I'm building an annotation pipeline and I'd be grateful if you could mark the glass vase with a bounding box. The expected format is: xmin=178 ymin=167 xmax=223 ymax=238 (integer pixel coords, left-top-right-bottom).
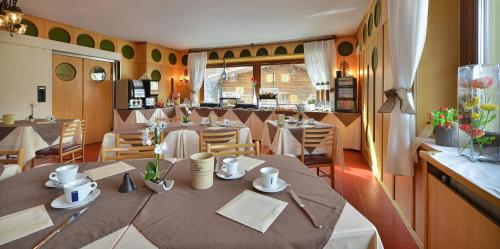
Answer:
xmin=457 ymin=64 xmax=500 ymax=162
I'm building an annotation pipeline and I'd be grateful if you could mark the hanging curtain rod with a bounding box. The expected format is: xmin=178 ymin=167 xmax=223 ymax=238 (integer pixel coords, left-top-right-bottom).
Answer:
xmin=188 ymin=35 xmax=336 ymax=53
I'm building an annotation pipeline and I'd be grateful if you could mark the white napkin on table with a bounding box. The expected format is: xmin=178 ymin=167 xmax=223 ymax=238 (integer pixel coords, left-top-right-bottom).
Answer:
xmin=237 ymin=156 xmax=265 ymax=171
xmin=0 ymin=205 xmax=53 ymax=245
xmin=217 ymin=190 xmax=287 ymax=233
xmin=84 ymin=161 xmax=135 ymax=181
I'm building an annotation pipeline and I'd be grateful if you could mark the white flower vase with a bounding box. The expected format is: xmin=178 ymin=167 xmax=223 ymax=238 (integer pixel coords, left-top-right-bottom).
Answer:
xmin=144 ymin=179 xmax=174 ymax=193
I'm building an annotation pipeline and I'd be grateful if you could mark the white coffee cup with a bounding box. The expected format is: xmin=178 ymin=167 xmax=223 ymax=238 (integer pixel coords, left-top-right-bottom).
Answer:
xmin=63 ymin=179 xmax=97 ymax=203
xmin=49 ymin=164 xmax=78 ymax=184
xmin=221 ymin=158 xmax=239 ymax=176
xmin=223 ymin=119 xmax=231 ymax=127
xmin=260 ymin=167 xmax=279 ymax=188
xmin=201 ymin=117 xmax=209 ymax=125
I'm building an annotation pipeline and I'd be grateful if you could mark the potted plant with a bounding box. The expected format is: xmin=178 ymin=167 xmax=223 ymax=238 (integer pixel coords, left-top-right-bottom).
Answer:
xmin=142 ymin=121 xmax=174 ymax=193
xmin=428 ymin=107 xmax=459 ymax=147
xmin=304 ymin=99 xmax=316 ymax=111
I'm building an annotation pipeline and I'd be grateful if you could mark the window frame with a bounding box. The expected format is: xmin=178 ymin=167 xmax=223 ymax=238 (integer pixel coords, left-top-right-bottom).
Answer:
xmin=203 ymin=58 xmax=305 ymax=103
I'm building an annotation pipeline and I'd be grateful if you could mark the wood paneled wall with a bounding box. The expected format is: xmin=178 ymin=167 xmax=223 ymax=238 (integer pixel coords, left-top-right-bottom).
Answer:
xmin=21 ymin=13 xmax=188 ymax=101
xmin=356 ymin=0 xmax=460 ymax=247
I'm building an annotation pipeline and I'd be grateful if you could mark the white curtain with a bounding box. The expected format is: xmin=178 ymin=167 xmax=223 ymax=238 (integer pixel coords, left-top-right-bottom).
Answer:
xmin=304 ymin=40 xmax=335 ymax=89
xmin=385 ymin=0 xmax=428 ymax=176
xmin=188 ymin=52 xmax=207 ymax=105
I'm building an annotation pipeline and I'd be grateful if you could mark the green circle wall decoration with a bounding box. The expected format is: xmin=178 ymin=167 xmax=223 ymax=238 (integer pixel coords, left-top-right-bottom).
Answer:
xmin=76 ymin=34 xmax=95 ymax=48
xmin=100 ymin=40 xmax=115 ymax=52
xmin=374 ymin=0 xmax=382 ymax=27
xmin=55 ymin=63 xmax=76 ymax=81
xmin=239 ymin=49 xmax=251 ymax=57
xmin=151 ymin=49 xmax=162 ymax=62
xmin=121 ymin=45 xmax=135 ymax=59
xmin=368 ymin=13 xmax=374 ymax=36
xmin=48 ymin=27 xmax=71 ymax=43
xmin=338 ymin=42 xmax=354 ymax=57
xmin=256 ymin=48 xmax=269 ymax=56
xmin=21 ymin=19 xmax=38 ymax=37
xmin=223 ymin=51 xmax=235 ymax=59
xmin=181 ymin=54 xmax=188 ymax=66
xmin=151 ymin=70 xmax=161 ymax=81
xmin=208 ymin=51 xmax=219 ymax=60
xmin=363 ymin=24 xmax=367 ymax=43
xmin=372 ymin=47 xmax=379 ymax=71
xmin=294 ymin=44 xmax=304 ymax=54
xmin=274 ymin=46 xmax=288 ymax=55
xmin=169 ymin=53 xmax=177 ymax=65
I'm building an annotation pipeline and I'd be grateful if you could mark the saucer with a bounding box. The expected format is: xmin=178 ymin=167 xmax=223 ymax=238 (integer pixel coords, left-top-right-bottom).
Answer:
xmin=45 ymin=173 xmax=87 ymax=188
xmin=216 ymin=168 xmax=246 ymax=180
xmin=252 ymin=178 xmax=287 ymax=193
xmin=51 ymin=189 xmax=101 ymax=209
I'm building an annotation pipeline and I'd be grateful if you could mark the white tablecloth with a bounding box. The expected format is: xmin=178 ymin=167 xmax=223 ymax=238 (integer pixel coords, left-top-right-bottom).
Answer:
xmin=0 ymin=126 xmax=77 ymax=164
xmin=101 ymin=126 xmax=253 ymax=160
xmin=82 ymin=202 xmax=383 ymax=249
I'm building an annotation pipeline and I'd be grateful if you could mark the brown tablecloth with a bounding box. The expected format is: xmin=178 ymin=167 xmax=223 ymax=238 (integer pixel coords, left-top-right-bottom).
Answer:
xmin=0 ymin=119 xmax=67 ymax=145
xmin=133 ymin=155 xmax=346 ymax=249
xmin=0 ymin=159 xmax=172 ymax=249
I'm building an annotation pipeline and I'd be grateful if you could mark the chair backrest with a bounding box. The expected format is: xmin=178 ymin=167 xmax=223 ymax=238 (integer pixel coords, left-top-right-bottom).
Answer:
xmin=301 ymin=127 xmax=334 ymax=161
xmin=60 ymin=120 xmax=86 ymax=148
xmin=207 ymin=141 xmax=260 ymax=157
xmin=199 ymin=130 xmax=239 ymax=152
xmin=0 ymin=148 xmax=25 ymax=171
xmin=100 ymin=145 xmax=157 ymax=162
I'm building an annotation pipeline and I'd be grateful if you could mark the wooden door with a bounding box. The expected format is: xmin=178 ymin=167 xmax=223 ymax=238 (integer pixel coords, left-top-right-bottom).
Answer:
xmin=52 ymin=55 xmax=83 ymax=119
xmin=83 ymin=59 xmax=113 ymax=144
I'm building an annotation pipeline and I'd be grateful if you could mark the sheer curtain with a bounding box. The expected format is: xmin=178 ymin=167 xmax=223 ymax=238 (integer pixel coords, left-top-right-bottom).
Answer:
xmin=187 ymin=52 xmax=207 ymax=106
xmin=304 ymin=40 xmax=335 ymax=89
xmin=384 ymin=0 xmax=428 ymax=176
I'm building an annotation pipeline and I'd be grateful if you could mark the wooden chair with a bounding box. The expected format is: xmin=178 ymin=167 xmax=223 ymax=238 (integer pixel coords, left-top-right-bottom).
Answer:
xmin=207 ymin=141 xmax=260 ymax=157
xmin=100 ymin=145 xmax=157 ymax=162
xmin=0 ymin=148 xmax=25 ymax=172
xmin=300 ymin=127 xmax=336 ymax=188
xmin=199 ymin=130 xmax=239 ymax=152
xmin=35 ymin=120 xmax=86 ymax=164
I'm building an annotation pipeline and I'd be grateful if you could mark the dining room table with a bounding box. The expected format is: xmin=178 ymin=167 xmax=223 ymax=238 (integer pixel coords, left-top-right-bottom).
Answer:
xmin=101 ymin=121 xmax=253 ymax=160
xmin=0 ymin=155 xmax=383 ymax=249
xmin=261 ymin=120 xmax=345 ymax=169
xmin=0 ymin=119 xmax=76 ymax=167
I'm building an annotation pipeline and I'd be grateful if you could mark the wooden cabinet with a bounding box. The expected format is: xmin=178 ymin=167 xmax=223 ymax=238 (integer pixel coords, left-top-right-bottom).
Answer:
xmin=427 ymin=175 xmax=500 ymax=249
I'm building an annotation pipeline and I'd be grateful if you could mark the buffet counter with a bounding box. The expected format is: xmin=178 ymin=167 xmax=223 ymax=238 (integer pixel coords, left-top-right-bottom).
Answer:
xmin=113 ymin=107 xmax=180 ymax=131
xmin=190 ymin=108 xmax=361 ymax=150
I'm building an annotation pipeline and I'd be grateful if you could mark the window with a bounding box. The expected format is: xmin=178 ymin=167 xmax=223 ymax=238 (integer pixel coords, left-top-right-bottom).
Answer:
xmin=479 ymin=0 xmax=499 ymax=64
xmin=204 ymin=66 xmax=254 ymax=103
xmin=260 ymin=63 xmax=315 ymax=106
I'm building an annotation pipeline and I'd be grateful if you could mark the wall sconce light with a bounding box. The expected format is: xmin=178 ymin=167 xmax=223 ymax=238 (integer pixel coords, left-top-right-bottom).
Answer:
xmin=180 ymin=70 xmax=189 ymax=84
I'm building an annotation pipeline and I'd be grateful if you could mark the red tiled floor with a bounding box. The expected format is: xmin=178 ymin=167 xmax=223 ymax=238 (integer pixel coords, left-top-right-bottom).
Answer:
xmin=316 ymin=150 xmax=418 ymax=249
xmin=36 ymin=144 xmax=418 ymax=249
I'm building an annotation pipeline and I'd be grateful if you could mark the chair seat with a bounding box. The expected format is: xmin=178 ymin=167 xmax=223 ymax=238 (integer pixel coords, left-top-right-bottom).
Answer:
xmin=300 ymin=154 xmax=332 ymax=165
xmin=36 ymin=143 xmax=83 ymax=156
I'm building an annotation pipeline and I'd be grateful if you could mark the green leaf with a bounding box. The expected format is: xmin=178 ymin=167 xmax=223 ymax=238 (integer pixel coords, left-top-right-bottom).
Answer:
xmin=144 ymin=161 xmax=157 ymax=181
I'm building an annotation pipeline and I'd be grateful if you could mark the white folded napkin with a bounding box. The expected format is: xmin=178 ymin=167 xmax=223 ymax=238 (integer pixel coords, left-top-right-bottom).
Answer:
xmin=237 ymin=156 xmax=265 ymax=171
xmin=217 ymin=190 xmax=287 ymax=233
xmin=0 ymin=205 xmax=53 ymax=245
xmin=84 ymin=161 xmax=135 ymax=181
xmin=206 ymin=126 xmax=224 ymax=130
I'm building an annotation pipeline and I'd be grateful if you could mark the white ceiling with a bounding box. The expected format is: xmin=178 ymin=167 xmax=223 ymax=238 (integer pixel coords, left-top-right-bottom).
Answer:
xmin=20 ymin=0 xmax=370 ymax=50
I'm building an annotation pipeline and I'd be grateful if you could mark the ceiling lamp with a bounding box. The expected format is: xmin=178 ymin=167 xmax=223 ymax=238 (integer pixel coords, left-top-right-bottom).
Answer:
xmin=0 ymin=0 xmax=26 ymax=35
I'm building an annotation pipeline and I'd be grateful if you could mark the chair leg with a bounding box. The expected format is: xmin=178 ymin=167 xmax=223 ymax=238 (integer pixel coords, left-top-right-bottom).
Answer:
xmin=316 ymin=167 xmax=320 ymax=176
xmin=330 ymin=163 xmax=335 ymax=189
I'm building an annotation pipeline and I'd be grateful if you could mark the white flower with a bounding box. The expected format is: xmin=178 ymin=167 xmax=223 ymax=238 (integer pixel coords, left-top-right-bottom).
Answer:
xmin=154 ymin=144 xmax=162 ymax=154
